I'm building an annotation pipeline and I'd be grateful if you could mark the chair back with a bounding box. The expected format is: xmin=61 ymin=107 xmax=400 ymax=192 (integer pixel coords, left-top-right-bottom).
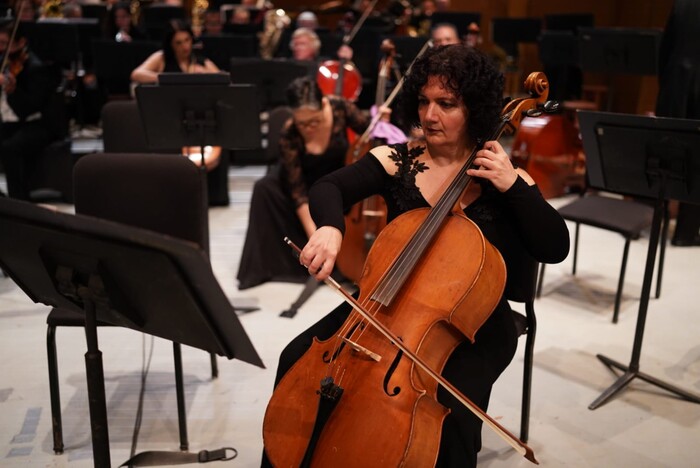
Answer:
xmin=505 ymin=254 xmax=539 ymax=304
xmin=101 ymin=100 xmax=151 ymax=153
xmin=73 ymin=152 xmax=209 ymax=254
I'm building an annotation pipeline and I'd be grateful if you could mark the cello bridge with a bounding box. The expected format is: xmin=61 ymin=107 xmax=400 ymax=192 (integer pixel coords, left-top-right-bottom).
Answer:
xmin=341 ymin=337 xmax=382 ymax=362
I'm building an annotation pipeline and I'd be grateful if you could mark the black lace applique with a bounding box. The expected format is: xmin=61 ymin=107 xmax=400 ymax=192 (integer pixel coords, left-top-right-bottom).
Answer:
xmin=388 ymin=144 xmax=428 ymax=212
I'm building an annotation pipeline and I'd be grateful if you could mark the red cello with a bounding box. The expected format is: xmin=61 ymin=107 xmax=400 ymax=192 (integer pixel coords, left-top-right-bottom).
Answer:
xmin=316 ymin=0 xmax=381 ymax=101
xmin=263 ymin=72 xmax=551 ymax=467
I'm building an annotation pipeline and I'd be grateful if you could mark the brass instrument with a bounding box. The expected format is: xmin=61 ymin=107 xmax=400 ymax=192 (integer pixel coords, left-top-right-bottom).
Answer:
xmin=259 ymin=7 xmax=290 ymax=59
xmin=41 ymin=0 xmax=64 ymax=19
xmin=191 ymin=0 xmax=209 ymax=36
xmin=130 ymin=0 xmax=141 ymax=26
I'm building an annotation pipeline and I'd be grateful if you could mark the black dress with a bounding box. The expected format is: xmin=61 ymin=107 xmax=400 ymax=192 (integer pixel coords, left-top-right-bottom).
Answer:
xmin=236 ymin=97 xmax=370 ymax=290
xmin=266 ymin=144 xmax=570 ymax=467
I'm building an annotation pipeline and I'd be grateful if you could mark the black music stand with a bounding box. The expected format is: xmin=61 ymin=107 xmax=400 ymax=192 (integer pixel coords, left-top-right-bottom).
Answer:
xmin=229 ymin=58 xmax=312 ymax=111
xmin=198 ymin=34 xmax=259 ymax=70
xmin=0 ymin=197 xmax=265 ymax=467
xmin=135 ymin=76 xmax=262 ymax=166
xmin=491 ymin=17 xmax=542 ymax=58
xmin=578 ymin=27 xmax=661 ymax=75
xmin=578 ymin=110 xmax=700 ymax=409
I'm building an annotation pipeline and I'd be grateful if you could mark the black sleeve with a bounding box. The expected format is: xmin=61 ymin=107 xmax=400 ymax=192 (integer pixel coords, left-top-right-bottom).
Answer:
xmin=309 ymin=153 xmax=387 ymax=235
xmin=502 ymin=176 xmax=570 ymax=264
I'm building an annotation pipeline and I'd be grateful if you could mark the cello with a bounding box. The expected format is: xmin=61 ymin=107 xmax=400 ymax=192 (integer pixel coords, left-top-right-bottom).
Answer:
xmin=263 ymin=72 xmax=553 ymax=466
xmin=316 ymin=0 xmax=380 ymax=102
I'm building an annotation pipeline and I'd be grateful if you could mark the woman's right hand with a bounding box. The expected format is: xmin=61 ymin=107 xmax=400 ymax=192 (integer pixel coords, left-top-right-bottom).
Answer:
xmin=299 ymin=226 xmax=343 ymax=281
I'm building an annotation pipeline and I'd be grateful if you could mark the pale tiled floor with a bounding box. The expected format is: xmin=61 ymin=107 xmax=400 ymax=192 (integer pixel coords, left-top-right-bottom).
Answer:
xmin=1 ymin=166 xmax=699 ymax=467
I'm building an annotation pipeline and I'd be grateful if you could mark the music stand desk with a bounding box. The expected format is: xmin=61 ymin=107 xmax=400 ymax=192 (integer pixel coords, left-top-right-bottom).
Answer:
xmin=135 ymin=80 xmax=262 ymax=157
xmin=0 ymin=198 xmax=264 ymax=467
xmin=578 ymin=110 xmax=700 ymax=409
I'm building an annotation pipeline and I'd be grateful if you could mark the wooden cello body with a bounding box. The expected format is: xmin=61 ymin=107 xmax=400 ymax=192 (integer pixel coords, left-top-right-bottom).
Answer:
xmin=510 ymin=110 xmax=585 ymax=199
xmin=263 ymin=209 xmax=505 ymax=467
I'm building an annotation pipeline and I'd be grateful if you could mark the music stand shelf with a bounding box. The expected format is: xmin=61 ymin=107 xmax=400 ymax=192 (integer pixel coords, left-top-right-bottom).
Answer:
xmin=0 ymin=198 xmax=264 ymax=467
xmin=578 ymin=110 xmax=700 ymax=410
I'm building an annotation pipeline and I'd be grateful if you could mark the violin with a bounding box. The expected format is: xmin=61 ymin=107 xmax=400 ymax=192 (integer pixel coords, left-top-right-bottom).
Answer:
xmin=0 ymin=0 xmax=28 ymax=81
xmin=315 ymin=0 xmax=380 ymax=101
xmin=263 ymin=72 xmax=555 ymax=467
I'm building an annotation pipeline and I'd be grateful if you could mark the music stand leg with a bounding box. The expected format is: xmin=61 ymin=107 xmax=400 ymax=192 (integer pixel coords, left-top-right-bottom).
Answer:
xmin=280 ymin=277 xmax=322 ymax=318
xmin=590 ymin=189 xmax=700 ymax=410
xmin=80 ymin=288 xmax=112 ymax=468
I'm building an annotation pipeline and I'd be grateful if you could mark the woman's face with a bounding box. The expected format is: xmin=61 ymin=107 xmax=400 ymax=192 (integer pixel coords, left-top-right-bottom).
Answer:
xmin=293 ymin=103 xmax=325 ymax=140
xmin=114 ymin=8 xmax=131 ymax=30
xmin=418 ymin=75 xmax=468 ymax=148
xmin=171 ymin=31 xmax=193 ymax=61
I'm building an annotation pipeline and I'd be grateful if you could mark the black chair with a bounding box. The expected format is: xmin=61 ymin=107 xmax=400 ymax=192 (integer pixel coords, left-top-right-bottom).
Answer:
xmin=536 ymin=193 xmax=667 ymax=323
xmin=100 ymin=100 xmax=230 ymax=206
xmin=507 ymin=255 xmax=540 ymax=443
xmin=46 ymin=152 xmax=217 ymax=454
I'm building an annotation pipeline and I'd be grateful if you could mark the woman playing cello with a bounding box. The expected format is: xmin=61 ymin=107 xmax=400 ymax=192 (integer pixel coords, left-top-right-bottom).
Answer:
xmin=264 ymin=45 xmax=570 ymax=466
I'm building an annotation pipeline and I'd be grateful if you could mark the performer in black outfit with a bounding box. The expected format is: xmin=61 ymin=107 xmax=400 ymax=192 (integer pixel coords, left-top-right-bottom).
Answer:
xmin=264 ymin=46 xmax=569 ymax=466
xmin=131 ymin=19 xmax=219 ymax=82
xmin=656 ymin=0 xmax=700 ymax=246
xmin=0 ymin=23 xmax=57 ymax=200
xmin=130 ymin=19 xmax=222 ymax=171
xmin=237 ymin=76 xmax=371 ymax=290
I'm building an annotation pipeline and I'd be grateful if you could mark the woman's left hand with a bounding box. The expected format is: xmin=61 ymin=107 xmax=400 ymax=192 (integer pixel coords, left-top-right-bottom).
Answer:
xmin=466 ymin=140 xmax=518 ymax=192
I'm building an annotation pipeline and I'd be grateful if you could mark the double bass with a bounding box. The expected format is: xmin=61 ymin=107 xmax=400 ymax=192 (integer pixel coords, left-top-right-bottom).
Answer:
xmin=263 ymin=73 xmax=553 ymax=466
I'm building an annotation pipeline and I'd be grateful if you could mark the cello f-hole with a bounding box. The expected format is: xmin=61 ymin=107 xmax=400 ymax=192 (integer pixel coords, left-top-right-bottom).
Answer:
xmin=383 ymin=346 xmax=404 ymax=397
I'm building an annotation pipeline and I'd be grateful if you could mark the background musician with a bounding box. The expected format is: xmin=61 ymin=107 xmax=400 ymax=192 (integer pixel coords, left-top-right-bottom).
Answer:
xmin=104 ymin=2 xmax=147 ymax=42
xmin=267 ymin=46 xmax=569 ymax=466
xmin=236 ymin=76 xmax=371 ymax=290
xmin=430 ymin=22 xmax=460 ymax=47
xmin=288 ymin=27 xmax=354 ymax=65
xmin=130 ymin=19 xmax=222 ymax=170
xmin=0 ymin=23 xmax=57 ymax=200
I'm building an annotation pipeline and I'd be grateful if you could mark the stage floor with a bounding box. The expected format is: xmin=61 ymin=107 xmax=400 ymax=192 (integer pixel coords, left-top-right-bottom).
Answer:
xmin=1 ymin=165 xmax=699 ymax=467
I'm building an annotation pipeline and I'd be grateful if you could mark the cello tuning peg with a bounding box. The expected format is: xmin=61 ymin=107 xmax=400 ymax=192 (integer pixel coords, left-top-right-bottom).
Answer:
xmin=541 ymin=100 xmax=561 ymax=114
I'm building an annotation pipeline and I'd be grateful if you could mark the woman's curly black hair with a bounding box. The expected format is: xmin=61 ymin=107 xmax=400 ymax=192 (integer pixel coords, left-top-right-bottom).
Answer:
xmin=397 ymin=45 xmax=504 ymax=144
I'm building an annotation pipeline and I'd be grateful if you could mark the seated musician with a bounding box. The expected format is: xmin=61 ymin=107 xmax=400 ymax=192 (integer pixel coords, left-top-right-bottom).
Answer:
xmin=130 ymin=19 xmax=221 ymax=170
xmin=0 ymin=23 xmax=58 ymax=200
xmin=104 ymin=2 xmax=148 ymax=42
xmin=289 ymin=27 xmax=354 ymax=66
xmin=236 ymin=76 xmax=372 ymax=290
xmin=263 ymin=45 xmax=570 ymax=467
